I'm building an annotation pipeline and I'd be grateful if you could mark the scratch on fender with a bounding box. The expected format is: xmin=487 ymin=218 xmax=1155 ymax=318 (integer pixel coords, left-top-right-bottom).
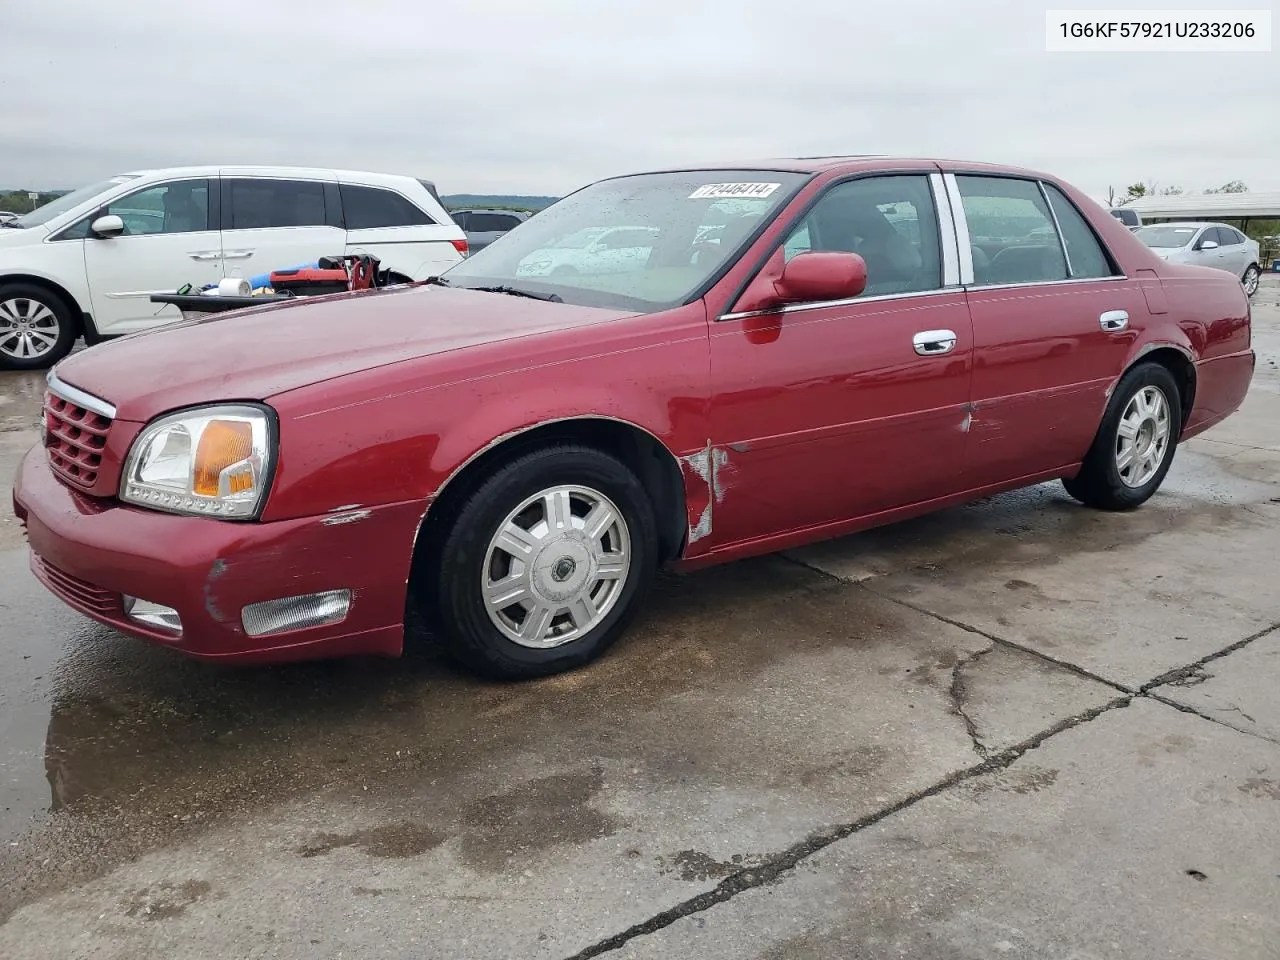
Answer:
xmin=680 ymin=441 xmax=732 ymax=543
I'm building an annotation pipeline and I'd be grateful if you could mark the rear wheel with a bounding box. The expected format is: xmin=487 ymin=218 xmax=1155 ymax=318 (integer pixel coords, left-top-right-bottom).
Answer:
xmin=1062 ymin=362 xmax=1182 ymax=511
xmin=425 ymin=444 xmax=658 ymax=679
xmin=0 ymin=283 xmax=77 ymax=370
xmin=1242 ymin=264 xmax=1260 ymax=298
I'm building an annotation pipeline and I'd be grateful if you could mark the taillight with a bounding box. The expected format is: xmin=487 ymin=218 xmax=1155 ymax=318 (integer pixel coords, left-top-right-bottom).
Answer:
xmin=451 ymin=238 xmax=469 ymax=256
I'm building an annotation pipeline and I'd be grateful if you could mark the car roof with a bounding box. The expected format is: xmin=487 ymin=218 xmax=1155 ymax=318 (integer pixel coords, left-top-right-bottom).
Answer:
xmin=621 ymin=155 xmax=1053 ymax=178
xmin=116 ymin=165 xmax=425 ymax=184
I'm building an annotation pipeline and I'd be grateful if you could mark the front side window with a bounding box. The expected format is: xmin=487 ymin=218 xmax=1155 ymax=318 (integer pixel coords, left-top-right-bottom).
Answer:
xmin=1197 ymin=227 xmax=1224 ymax=249
xmin=1042 ymin=183 xmax=1118 ymax=279
xmin=956 ymin=176 xmax=1067 ymax=285
xmin=780 ymin=175 xmax=942 ymax=297
xmin=228 ymin=179 xmax=326 ymax=229
xmin=442 ymin=170 xmax=809 ymax=311
xmin=340 ymin=184 xmax=434 ymax=229
xmin=61 ymin=179 xmax=210 ymax=239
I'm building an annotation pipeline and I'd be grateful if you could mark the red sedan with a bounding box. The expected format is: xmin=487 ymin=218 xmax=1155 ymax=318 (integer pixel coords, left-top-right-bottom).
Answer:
xmin=13 ymin=157 xmax=1255 ymax=678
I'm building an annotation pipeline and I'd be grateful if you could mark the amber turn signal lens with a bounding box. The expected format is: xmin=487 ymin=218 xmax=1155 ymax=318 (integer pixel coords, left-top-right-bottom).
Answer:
xmin=193 ymin=420 xmax=254 ymax=496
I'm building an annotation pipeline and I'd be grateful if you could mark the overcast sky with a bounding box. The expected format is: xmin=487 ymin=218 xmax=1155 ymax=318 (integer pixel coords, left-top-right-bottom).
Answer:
xmin=1 ymin=0 xmax=1274 ymax=200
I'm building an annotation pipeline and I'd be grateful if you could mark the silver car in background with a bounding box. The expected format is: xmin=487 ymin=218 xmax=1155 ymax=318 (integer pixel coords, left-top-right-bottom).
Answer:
xmin=1134 ymin=221 xmax=1262 ymax=297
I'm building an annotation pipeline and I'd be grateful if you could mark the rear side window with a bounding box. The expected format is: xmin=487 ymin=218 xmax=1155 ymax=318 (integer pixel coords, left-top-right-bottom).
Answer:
xmin=227 ymin=179 xmax=327 ymax=229
xmin=956 ymin=176 xmax=1069 ymax=285
xmin=467 ymin=213 xmax=522 ymax=232
xmin=340 ymin=185 xmax=435 ymax=229
xmin=1042 ymin=183 xmax=1117 ymax=279
xmin=1222 ymin=227 xmax=1246 ymax=245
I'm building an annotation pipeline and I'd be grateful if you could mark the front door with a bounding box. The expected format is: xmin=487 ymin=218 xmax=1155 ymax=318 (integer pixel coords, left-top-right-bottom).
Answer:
xmin=950 ymin=172 xmax=1148 ymax=485
xmin=219 ymin=175 xmax=345 ymax=284
xmin=707 ymin=172 xmax=975 ymax=548
xmin=82 ymin=178 xmax=223 ymax=334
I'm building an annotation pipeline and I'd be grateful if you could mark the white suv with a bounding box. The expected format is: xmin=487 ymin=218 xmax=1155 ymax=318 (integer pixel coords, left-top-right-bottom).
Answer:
xmin=0 ymin=166 xmax=469 ymax=369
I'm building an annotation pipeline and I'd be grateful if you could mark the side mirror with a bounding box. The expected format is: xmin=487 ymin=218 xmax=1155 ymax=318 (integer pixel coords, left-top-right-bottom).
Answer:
xmin=731 ymin=250 xmax=868 ymax=315
xmin=90 ymin=214 xmax=125 ymax=238
xmin=775 ymin=251 xmax=868 ymax=303
xmin=1198 ymin=239 xmax=1219 ymax=250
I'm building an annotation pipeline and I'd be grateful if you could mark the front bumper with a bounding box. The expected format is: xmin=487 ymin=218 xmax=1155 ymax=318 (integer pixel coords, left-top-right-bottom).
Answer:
xmin=13 ymin=445 xmax=427 ymax=664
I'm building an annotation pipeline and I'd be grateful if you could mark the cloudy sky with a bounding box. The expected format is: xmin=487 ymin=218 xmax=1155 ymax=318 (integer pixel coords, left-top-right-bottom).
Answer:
xmin=1 ymin=0 xmax=1274 ymax=200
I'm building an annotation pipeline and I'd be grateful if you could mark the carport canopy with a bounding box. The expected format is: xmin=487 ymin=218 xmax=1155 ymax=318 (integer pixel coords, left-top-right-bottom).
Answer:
xmin=1123 ymin=191 xmax=1280 ymax=230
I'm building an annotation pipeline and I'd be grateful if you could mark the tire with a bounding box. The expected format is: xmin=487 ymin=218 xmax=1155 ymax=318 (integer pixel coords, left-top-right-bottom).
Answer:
xmin=0 ymin=282 xmax=78 ymax=370
xmin=1242 ymin=263 xmax=1260 ymax=299
xmin=1062 ymin=362 xmax=1182 ymax=511
xmin=425 ymin=444 xmax=658 ymax=680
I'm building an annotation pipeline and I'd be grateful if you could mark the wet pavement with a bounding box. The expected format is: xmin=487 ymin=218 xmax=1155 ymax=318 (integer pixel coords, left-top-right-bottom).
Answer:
xmin=0 ymin=278 xmax=1277 ymax=959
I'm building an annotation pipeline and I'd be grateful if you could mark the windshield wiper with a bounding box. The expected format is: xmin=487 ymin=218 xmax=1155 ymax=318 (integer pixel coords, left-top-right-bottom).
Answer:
xmin=468 ymin=285 xmax=563 ymax=303
xmin=0 ymin=220 xmax=23 ymax=229
xmin=423 ymin=275 xmax=450 ymax=286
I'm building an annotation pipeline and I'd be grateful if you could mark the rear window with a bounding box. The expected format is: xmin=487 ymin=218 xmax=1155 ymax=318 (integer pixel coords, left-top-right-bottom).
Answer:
xmin=341 ymin=184 xmax=435 ymax=230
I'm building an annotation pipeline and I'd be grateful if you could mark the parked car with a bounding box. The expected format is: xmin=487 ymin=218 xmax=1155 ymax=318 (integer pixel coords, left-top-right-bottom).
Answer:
xmin=452 ymin=208 xmax=531 ymax=253
xmin=1109 ymin=207 xmax=1142 ymax=230
xmin=0 ymin=211 xmax=19 ymax=224
xmin=515 ymin=225 xmax=661 ymax=277
xmin=0 ymin=166 xmax=469 ymax=369
xmin=1133 ymin=222 xmax=1262 ymax=297
xmin=15 ymin=157 xmax=1254 ymax=680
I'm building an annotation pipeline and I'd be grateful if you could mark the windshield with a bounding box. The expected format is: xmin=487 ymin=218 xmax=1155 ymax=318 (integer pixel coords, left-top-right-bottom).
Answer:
xmin=440 ymin=170 xmax=810 ymax=310
xmin=1134 ymin=225 xmax=1199 ymax=249
xmin=14 ymin=176 xmax=139 ymax=228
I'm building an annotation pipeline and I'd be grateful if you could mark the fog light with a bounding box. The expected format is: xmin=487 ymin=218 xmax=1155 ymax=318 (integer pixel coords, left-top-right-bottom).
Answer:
xmin=122 ymin=596 xmax=182 ymax=633
xmin=240 ymin=589 xmax=352 ymax=638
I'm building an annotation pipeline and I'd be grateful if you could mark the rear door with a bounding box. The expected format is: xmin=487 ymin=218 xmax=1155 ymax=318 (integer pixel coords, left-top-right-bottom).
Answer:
xmin=219 ymin=174 xmax=345 ymax=284
xmin=949 ymin=172 xmax=1148 ymax=485
xmin=1216 ymin=227 xmax=1250 ymax=275
xmin=339 ymin=181 xmax=463 ymax=279
xmin=80 ymin=177 xmax=223 ymax=334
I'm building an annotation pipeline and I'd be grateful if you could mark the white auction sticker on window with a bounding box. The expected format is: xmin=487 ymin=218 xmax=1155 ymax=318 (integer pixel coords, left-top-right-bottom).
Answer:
xmin=689 ymin=182 xmax=781 ymax=200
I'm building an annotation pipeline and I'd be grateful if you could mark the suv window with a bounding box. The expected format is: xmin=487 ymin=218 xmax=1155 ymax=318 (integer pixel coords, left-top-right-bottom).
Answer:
xmin=467 ymin=212 xmax=522 ymax=232
xmin=59 ymin=179 xmax=210 ymax=239
xmin=228 ymin=178 xmax=327 ymax=229
xmin=1042 ymin=183 xmax=1117 ymax=279
xmin=340 ymin=184 xmax=435 ymax=230
xmin=781 ymin=174 xmax=942 ymax=297
xmin=956 ymin=176 xmax=1068 ymax=285
xmin=452 ymin=212 xmax=471 ymax=230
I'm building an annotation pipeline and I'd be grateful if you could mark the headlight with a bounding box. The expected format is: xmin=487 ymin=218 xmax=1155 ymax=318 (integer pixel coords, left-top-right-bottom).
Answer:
xmin=120 ymin=404 xmax=274 ymax=519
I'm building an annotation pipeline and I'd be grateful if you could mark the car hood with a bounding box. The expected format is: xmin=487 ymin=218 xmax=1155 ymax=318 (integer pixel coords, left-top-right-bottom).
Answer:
xmin=52 ymin=284 xmax=639 ymax=423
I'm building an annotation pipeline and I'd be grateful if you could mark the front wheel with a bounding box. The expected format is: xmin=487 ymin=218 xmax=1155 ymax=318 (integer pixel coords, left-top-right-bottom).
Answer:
xmin=427 ymin=444 xmax=658 ymax=679
xmin=1242 ymin=264 xmax=1260 ymax=298
xmin=1062 ymin=362 xmax=1182 ymax=511
xmin=0 ymin=283 xmax=77 ymax=370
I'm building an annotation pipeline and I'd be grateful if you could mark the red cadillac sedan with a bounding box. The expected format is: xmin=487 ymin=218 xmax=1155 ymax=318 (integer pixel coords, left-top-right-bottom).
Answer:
xmin=13 ymin=157 xmax=1255 ymax=679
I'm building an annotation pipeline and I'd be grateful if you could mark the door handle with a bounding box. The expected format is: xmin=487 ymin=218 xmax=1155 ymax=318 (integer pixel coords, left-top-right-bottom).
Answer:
xmin=222 ymin=250 xmax=254 ymax=259
xmin=188 ymin=251 xmax=222 ymax=261
xmin=913 ymin=329 xmax=957 ymax=356
xmin=1099 ymin=309 xmax=1129 ymax=332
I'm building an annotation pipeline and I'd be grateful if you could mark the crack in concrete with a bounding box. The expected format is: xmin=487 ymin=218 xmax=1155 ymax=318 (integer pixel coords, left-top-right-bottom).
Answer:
xmin=1140 ymin=621 xmax=1280 ymax=692
xmin=1144 ymin=693 xmax=1280 ymax=747
xmin=560 ymin=696 xmax=1132 ymax=960
xmin=949 ymin=643 xmax=995 ymax=759
xmin=859 ymin=585 xmax=1137 ymax=696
